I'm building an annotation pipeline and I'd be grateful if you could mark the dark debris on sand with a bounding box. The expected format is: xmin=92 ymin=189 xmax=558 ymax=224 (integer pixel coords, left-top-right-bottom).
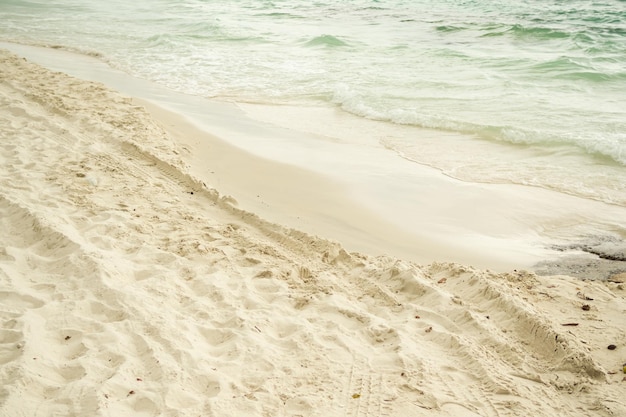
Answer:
xmin=533 ymin=234 xmax=626 ymax=281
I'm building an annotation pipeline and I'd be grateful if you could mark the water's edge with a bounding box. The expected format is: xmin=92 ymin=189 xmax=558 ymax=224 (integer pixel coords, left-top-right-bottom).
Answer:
xmin=3 ymin=42 xmax=625 ymax=280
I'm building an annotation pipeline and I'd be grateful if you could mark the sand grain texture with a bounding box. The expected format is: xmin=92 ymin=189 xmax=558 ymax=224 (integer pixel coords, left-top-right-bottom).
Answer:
xmin=1 ymin=49 xmax=625 ymax=417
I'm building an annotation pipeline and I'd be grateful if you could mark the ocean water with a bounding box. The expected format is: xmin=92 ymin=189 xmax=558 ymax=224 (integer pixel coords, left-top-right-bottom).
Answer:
xmin=1 ymin=0 xmax=625 ymax=206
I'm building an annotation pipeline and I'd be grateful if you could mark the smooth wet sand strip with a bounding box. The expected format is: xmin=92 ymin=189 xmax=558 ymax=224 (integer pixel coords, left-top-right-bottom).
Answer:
xmin=4 ymin=41 xmax=626 ymax=276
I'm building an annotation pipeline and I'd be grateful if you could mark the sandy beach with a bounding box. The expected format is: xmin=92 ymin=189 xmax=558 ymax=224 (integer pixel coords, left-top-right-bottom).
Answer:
xmin=1 ymin=47 xmax=625 ymax=417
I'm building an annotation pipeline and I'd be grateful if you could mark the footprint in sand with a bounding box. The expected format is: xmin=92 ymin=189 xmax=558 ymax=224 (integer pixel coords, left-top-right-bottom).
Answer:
xmin=0 ymin=247 xmax=15 ymax=261
xmin=0 ymin=328 xmax=25 ymax=365
xmin=0 ymin=290 xmax=44 ymax=311
xmin=86 ymin=300 xmax=127 ymax=323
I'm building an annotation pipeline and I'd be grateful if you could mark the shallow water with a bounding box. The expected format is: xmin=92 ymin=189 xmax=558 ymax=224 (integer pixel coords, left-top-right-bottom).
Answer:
xmin=1 ymin=0 xmax=625 ymax=206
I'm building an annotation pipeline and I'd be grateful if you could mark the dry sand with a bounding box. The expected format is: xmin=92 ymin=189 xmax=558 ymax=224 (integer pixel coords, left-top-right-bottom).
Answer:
xmin=1 ymin=49 xmax=625 ymax=416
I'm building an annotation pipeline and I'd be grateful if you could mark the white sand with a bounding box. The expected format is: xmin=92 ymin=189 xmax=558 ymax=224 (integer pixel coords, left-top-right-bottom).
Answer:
xmin=1 ymin=49 xmax=625 ymax=417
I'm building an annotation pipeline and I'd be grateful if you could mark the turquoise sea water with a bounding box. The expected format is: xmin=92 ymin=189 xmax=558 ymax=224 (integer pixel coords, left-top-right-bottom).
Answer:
xmin=1 ymin=0 xmax=625 ymax=205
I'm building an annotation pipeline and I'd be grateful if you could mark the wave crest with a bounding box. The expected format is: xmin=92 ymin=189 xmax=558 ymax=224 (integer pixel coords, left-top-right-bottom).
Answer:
xmin=303 ymin=34 xmax=348 ymax=48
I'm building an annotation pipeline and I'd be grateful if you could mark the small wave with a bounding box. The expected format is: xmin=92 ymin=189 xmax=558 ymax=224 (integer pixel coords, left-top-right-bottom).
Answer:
xmin=510 ymin=24 xmax=570 ymax=39
xmin=142 ymin=30 xmax=262 ymax=50
xmin=435 ymin=25 xmax=466 ymax=32
xmin=0 ymin=39 xmax=104 ymax=59
xmin=361 ymin=6 xmax=388 ymax=11
xmin=254 ymin=12 xmax=306 ymax=19
xmin=479 ymin=126 xmax=626 ymax=167
xmin=303 ymin=34 xmax=348 ymax=48
xmin=452 ymin=122 xmax=626 ymax=168
xmin=527 ymin=57 xmax=626 ymax=82
xmin=177 ymin=20 xmax=220 ymax=36
xmin=3 ymin=0 xmax=84 ymax=11
xmin=145 ymin=32 xmax=194 ymax=45
xmin=48 ymin=44 xmax=103 ymax=59
xmin=330 ymin=85 xmax=625 ymax=167
xmin=561 ymin=70 xmax=626 ymax=82
xmin=480 ymin=23 xmax=570 ymax=40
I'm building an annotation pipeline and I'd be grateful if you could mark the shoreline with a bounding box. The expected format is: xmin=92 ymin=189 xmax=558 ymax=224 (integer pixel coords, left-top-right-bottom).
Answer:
xmin=140 ymin=98 xmax=626 ymax=280
xmin=2 ymin=42 xmax=625 ymax=278
xmin=2 ymin=42 xmax=625 ymax=279
xmin=137 ymin=98 xmax=539 ymax=271
xmin=1 ymin=47 xmax=625 ymax=417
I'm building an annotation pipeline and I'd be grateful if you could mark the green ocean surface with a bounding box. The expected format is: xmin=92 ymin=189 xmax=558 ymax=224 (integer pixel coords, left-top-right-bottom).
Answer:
xmin=1 ymin=0 xmax=625 ymax=204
